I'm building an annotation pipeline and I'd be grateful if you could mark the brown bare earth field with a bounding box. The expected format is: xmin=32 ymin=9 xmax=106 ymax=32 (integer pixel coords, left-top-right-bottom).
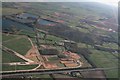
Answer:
xmin=43 ymin=62 xmax=59 ymax=69
xmin=80 ymin=70 xmax=106 ymax=79
xmin=64 ymin=63 xmax=78 ymax=67
xmin=25 ymin=46 xmax=43 ymax=62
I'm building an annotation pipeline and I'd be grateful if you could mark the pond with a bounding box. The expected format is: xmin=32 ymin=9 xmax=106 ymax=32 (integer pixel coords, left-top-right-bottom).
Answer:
xmin=2 ymin=18 xmax=33 ymax=32
xmin=17 ymin=13 xmax=38 ymax=19
xmin=38 ymin=19 xmax=56 ymax=26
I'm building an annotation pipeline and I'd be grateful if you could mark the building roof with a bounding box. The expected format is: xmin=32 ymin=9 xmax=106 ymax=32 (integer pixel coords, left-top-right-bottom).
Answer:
xmin=61 ymin=40 xmax=75 ymax=43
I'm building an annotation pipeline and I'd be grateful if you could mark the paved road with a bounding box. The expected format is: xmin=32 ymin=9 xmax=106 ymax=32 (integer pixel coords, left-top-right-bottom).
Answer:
xmin=27 ymin=37 xmax=34 ymax=48
xmin=1 ymin=67 xmax=118 ymax=78
xmin=32 ymin=64 xmax=42 ymax=70
xmin=3 ymin=62 xmax=39 ymax=66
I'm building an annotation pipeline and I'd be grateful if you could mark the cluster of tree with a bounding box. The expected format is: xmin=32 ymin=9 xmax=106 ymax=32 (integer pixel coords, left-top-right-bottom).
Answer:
xmin=94 ymin=45 xmax=119 ymax=53
xmin=3 ymin=25 xmax=21 ymax=34
xmin=39 ymin=49 xmax=60 ymax=55
xmin=35 ymin=21 xmax=118 ymax=50
xmin=37 ymin=24 xmax=95 ymax=45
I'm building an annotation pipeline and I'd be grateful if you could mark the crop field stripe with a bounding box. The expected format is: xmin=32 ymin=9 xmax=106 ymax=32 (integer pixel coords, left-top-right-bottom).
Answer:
xmin=3 ymin=37 xmax=32 ymax=55
xmin=101 ymin=51 xmax=118 ymax=65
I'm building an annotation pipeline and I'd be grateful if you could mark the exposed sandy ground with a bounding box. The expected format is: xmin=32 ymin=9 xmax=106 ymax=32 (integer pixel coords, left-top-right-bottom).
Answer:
xmin=25 ymin=46 xmax=43 ymax=63
xmin=25 ymin=47 xmax=36 ymax=57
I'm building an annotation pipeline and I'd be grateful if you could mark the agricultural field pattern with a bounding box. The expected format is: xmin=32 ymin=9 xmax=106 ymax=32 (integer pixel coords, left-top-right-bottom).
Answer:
xmin=1 ymin=2 xmax=119 ymax=79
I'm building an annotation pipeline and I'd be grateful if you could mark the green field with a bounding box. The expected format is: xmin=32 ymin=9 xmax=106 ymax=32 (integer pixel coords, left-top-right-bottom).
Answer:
xmin=2 ymin=8 xmax=24 ymax=15
xmin=32 ymin=74 xmax=53 ymax=79
xmin=3 ymin=35 xmax=31 ymax=55
xmin=57 ymin=62 xmax=65 ymax=67
xmin=101 ymin=43 xmax=118 ymax=49
xmin=47 ymin=56 xmax=59 ymax=62
xmin=78 ymin=54 xmax=92 ymax=67
xmin=2 ymin=64 xmax=38 ymax=71
xmin=2 ymin=34 xmax=18 ymax=41
xmin=39 ymin=33 xmax=63 ymax=41
xmin=46 ymin=35 xmax=63 ymax=42
xmin=89 ymin=49 xmax=118 ymax=78
xmin=18 ymin=30 xmax=35 ymax=37
xmin=78 ymin=42 xmax=87 ymax=48
xmin=2 ymin=65 xmax=15 ymax=71
xmin=52 ymin=73 xmax=76 ymax=78
xmin=2 ymin=51 xmax=25 ymax=63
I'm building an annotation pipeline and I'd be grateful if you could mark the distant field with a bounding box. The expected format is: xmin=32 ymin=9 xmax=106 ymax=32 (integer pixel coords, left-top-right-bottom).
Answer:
xmin=101 ymin=43 xmax=118 ymax=50
xmin=38 ymin=33 xmax=65 ymax=52
xmin=78 ymin=42 xmax=87 ymax=48
xmin=89 ymin=49 xmax=118 ymax=78
xmin=2 ymin=8 xmax=24 ymax=15
xmin=39 ymin=33 xmax=63 ymax=41
xmin=47 ymin=35 xmax=63 ymax=42
xmin=18 ymin=30 xmax=35 ymax=37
